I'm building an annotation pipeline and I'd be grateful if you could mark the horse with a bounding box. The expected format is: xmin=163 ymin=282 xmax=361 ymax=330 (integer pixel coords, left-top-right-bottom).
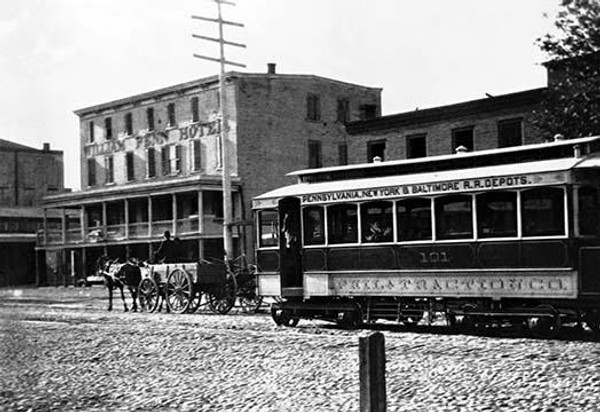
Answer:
xmin=98 ymin=256 xmax=143 ymax=312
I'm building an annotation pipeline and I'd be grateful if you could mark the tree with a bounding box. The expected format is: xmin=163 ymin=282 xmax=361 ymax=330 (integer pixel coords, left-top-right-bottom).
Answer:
xmin=532 ymin=0 xmax=600 ymax=139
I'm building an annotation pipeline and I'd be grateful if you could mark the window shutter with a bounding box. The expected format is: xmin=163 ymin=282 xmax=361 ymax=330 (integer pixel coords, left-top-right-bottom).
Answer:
xmin=147 ymin=147 xmax=156 ymax=178
xmin=174 ymin=145 xmax=182 ymax=173
xmin=161 ymin=146 xmax=170 ymax=175
xmin=192 ymin=139 xmax=201 ymax=171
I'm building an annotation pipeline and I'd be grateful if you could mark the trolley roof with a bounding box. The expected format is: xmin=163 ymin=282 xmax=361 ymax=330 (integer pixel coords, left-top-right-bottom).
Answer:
xmin=254 ymin=136 xmax=600 ymax=209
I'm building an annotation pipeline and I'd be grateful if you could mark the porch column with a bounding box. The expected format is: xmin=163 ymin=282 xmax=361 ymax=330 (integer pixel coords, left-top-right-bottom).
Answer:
xmin=42 ymin=208 xmax=48 ymax=245
xmin=198 ymin=190 xmax=204 ymax=234
xmin=80 ymin=206 xmax=86 ymax=242
xmin=124 ymin=199 xmax=130 ymax=239
xmin=172 ymin=193 xmax=177 ymax=235
xmin=61 ymin=208 xmax=67 ymax=244
xmin=101 ymin=202 xmax=107 ymax=239
xmin=148 ymin=196 xmax=153 ymax=238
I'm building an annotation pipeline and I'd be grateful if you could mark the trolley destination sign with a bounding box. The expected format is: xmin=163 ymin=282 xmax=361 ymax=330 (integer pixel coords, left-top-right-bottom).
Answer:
xmin=300 ymin=171 xmax=567 ymax=205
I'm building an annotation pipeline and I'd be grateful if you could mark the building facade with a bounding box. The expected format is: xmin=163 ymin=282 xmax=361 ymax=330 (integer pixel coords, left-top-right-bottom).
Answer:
xmin=0 ymin=139 xmax=64 ymax=286
xmin=346 ymin=88 xmax=546 ymax=163
xmin=37 ymin=66 xmax=382 ymax=284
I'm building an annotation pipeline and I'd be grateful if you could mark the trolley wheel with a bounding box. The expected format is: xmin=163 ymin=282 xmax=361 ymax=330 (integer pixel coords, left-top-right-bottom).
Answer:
xmin=336 ymin=310 xmax=362 ymax=329
xmin=400 ymin=310 xmax=424 ymax=326
xmin=207 ymin=273 xmax=237 ymax=314
xmin=271 ymin=307 xmax=299 ymax=327
xmin=166 ymin=268 xmax=194 ymax=314
xmin=584 ymin=310 xmax=600 ymax=335
xmin=527 ymin=305 xmax=561 ymax=339
xmin=138 ymin=277 xmax=160 ymax=313
xmin=239 ymin=295 xmax=263 ymax=314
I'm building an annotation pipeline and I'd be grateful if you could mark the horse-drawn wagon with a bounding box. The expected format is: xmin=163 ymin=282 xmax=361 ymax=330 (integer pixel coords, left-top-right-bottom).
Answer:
xmin=137 ymin=256 xmax=260 ymax=315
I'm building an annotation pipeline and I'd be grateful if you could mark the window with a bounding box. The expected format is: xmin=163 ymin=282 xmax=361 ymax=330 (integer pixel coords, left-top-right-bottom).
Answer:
xmin=191 ymin=97 xmax=199 ymax=123
xmin=147 ymin=147 xmax=156 ymax=178
xmin=88 ymin=121 xmax=95 ymax=143
xmin=578 ymin=186 xmax=600 ymax=236
xmin=192 ymin=139 xmax=202 ymax=171
xmin=521 ymin=188 xmax=565 ymax=237
xmin=104 ymin=155 xmax=114 ymax=184
xmin=259 ymin=210 xmax=279 ymax=247
xmin=161 ymin=146 xmax=170 ymax=175
xmin=308 ymin=140 xmax=322 ymax=169
xmin=87 ymin=158 xmax=96 ymax=186
xmin=451 ymin=127 xmax=474 ymax=152
xmin=337 ymin=98 xmax=349 ymax=123
xmin=147 ymin=107 xmax=155 ymax=131
xmin=105 ymin=117 xmax=113 ymax=140
xmin=306 ymin=94 xmax=321 ymax=121
xmin=359 ymin=104 xmax=378 ymax=120
xmin=327 ymin=204 xmax=358 ymax=244
xmin=476 ymin=192 xmax=517 ymax=238
xmin=203 ymin=191 xmax=223 ymax=218
xmin=125 ymin=112 xmax=133 ymax=136
xmin=397 ymin=198 xmax=432 ymax=241
xmin=435 ymin=195 xmax=473 ymax=240
xmin=498 ymin=118 xmax=523 ymax=148
xmin=407 ymin=134 xmax=426 ymax=159
xmin=361 ymin=201 xmax=393 ymax=243
xmin=338 ymin=143 xmax=348 ymax=166
xmin=367 ymin=140 xmax=386 ymax=162
xmin=303 ymin=206 xmax=325 ymax=245
xmin=126 ymin=152 xmax=135 ymax=181
xmin=167 ymin=103 xmax=176 ymax=127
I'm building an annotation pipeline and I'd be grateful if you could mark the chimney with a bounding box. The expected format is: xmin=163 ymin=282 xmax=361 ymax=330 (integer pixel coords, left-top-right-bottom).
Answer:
xmin=455 ymin=145 xmax=468 ymax=154
xmin=43 ymin=142 xmax=50 ymax=151
xmin=267 ymin=63 xmax=276 ymax=74
xmin=554 ymin=133 xmax=565 ymax=142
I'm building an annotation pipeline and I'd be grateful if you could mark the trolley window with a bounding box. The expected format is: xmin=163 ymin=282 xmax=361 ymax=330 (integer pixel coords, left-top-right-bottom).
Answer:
xmin=476 ymin=191 xmax=517 ymax=238
xmin=435 ymin=195 xmax=473 ymax=240
xmin=397 ymin=198 xmax=432 ymax=241
xmin=327 ymin=204 xmax=358 ymax=244
xmin=361 ymin=201 xmax=393 ymax=243
xmin=258 ymin=210 xmax=279 ymax=247
xmin=521 ymin=187 xmax=565 ymax=237
xmin=578 ymin=186 xmax=600 ymax=236
xmin=303 ymin=206 xmax=325 ymax=245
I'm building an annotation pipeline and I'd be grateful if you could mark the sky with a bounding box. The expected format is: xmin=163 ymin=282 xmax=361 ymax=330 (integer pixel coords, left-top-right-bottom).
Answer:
xmin=0 ymin=0 xmax=561 ymax=190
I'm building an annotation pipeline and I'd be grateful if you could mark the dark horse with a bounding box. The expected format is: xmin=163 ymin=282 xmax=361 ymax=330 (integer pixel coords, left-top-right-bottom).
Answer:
xmin=98 ymin=256 xmax=143 ymax=312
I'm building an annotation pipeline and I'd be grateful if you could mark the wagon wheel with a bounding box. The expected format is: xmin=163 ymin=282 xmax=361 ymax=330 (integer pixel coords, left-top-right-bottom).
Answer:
xmin=239 ymin=295 xmax=263 ymax=314
xmin=138 ymin=277 xmax=160 ymax=313
xmin=166 ymin=268 xmax=194 ymax=314
xmin=207 ymin=273 xmax=237 ymax=314
xmin=527 ymin=305 xmax=561 ymax=339
xmin=187 ymin=291 xmax=203 ymax=314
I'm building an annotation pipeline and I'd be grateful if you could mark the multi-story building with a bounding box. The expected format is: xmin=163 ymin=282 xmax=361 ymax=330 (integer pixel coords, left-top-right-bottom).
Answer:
xmin=37 ymin=65 xmax=382 ymax=284
xmin=0 ymin=139 xmax=64 ymax=286
xmin=346 ymin=88 xmax=545 ymax=163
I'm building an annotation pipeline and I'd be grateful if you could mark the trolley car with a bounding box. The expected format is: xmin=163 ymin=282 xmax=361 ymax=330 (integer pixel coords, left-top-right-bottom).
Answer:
xmin=253 ymin=135 xmax=600 ymax=337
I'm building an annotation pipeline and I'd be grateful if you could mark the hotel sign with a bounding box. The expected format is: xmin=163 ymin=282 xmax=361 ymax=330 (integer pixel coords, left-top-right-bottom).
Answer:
xmin=301 ymin=172 xmax=567 ymax=204
xmin=84 ymin=120 xmax=220 ymax=157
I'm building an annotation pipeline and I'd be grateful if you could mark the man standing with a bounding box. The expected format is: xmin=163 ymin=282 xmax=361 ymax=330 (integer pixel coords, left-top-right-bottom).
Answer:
xmin=154 ymin=230 xmax=176 ymax=263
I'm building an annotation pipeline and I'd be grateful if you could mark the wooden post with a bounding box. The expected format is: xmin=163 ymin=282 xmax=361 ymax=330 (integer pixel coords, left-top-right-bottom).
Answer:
xmin=359 ymin=332 xmax=386 ymax=412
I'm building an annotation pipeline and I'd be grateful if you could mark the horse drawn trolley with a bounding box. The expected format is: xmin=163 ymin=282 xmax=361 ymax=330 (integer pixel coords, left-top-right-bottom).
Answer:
xmin=137 ymin=256 xmax=259 ymax=315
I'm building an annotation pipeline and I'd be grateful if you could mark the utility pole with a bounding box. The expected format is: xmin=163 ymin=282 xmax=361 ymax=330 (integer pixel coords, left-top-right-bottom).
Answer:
xmin=192 ymin=1 xmax=245 ymax=263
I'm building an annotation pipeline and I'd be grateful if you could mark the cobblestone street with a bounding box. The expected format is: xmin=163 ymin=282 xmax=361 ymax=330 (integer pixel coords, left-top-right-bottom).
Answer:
xmin=1 ymin=287 xmax=600 ymax=411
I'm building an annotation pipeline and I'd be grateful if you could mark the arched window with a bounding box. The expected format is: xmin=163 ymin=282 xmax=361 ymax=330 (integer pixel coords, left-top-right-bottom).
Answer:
xmin=435 ymin=195 xmax=473 ymax=240
xmin=521 ymin=187 xmax=565 ymax=237
xmin=397 ymin=198 xmax=432 ymax=241
xmin=327 ymin=204 xmax=358 ymax=244
xmin=361 ymin=201 xmax=393 ymax=243
xmin=476 ymin=191 xmax=517 ymax=238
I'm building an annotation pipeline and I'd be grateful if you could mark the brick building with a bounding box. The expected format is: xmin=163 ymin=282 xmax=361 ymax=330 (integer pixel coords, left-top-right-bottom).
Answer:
xmin=0 ymin=139 xmax=64 ymax=286
xmin=37 ymin=66 xmax=382 ymax=283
